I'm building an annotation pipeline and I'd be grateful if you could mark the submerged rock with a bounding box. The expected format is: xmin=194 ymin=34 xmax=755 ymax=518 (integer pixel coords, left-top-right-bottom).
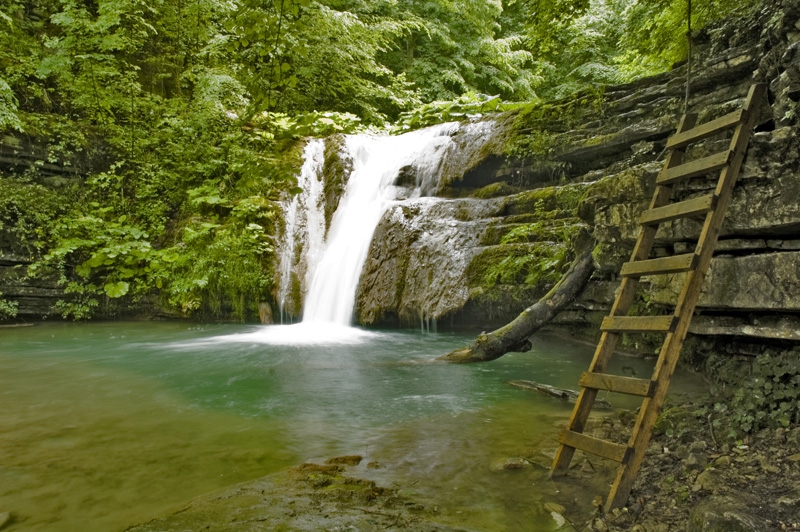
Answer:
xmin=125 ymin=462 xmax=466 ymax=532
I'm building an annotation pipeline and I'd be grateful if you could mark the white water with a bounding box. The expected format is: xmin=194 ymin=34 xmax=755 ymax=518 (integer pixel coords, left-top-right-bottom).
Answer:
xmin=276 ymin=139 xmax=326 ymax=323
xmin=303 ymin=126 xmax=456 ymax=324
xmin=276 ymin=122 xmax=466 ymax=332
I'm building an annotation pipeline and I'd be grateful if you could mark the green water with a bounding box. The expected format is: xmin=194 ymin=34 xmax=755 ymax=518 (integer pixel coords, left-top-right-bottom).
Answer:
xmin=0 ymin=322 xmax=702 ymax=531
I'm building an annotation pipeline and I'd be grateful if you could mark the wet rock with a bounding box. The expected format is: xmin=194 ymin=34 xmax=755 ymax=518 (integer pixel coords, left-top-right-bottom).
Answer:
xmin=777 ymin=489 xmax=800 ymax=508
xmin=490 ymin=457 xmax=531 ymax=471
xmin=592 ymin=517 xmax=609 ymax=532
xmin=713 ymin=455 xmax=732 ymax=467
xmin=694 ymin=469 xmax=725 ymax=492
xmin=685 ymin=453 xmax=708 ymax=472
xmin=325 ymin=455 xmax=362 ymax=466
xmin=689 ymin=496 xmax=769 ymax=532
xmin=690 ymin=440 xmax=708 ymax=453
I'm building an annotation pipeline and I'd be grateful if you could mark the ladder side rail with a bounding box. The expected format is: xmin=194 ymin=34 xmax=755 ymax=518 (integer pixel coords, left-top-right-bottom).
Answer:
xmin=551 ymin=114 xmax=698 ymax=477
xmin=605 ymin=84 xmax=767 ymax=511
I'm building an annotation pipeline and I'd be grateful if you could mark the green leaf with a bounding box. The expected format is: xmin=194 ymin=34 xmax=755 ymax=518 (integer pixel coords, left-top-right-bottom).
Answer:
xmin=104 ymin=281 xmax=130 ymax=298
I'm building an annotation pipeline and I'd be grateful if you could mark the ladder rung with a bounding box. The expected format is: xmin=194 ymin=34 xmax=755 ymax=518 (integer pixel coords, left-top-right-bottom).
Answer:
xmin=639 ymin=194 xmax=717 ymax=225
xmin=620 ymin=253 xmax=698 ymax=278
xmin=666 ymin=109 xmax=748 ymax=150
xmin=579 ymin=372 xmax=656 ymax=397
xmin=656 ymin=150 xmax=731 ymax=186
xmin=601 ymin=316 xmax=678 ymax=333
xmin=558 ymin=430 xmax=632 ymax=463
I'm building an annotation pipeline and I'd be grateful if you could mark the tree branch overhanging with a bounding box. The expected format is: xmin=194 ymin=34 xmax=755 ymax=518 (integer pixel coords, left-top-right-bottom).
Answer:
xmin=438 ymin=229 xmax=595 ymax=364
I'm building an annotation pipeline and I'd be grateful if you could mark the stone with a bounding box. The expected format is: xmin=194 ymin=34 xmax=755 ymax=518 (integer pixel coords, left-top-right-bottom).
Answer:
xmin=544 ymin=502 xmax=566 ymax=514
xmin=689 ymin=496 xmax=768 ymax=532
xmin=325 ymin=456 xmax=362 ymax=466
xmin=591 ymin=517 xmax=609 ymax=532
xmin=788 ymin=427 xmax=800 ymax=446
xmin=685 ymin=453 xmax=709 ymax=471
xmin=695 ymin=469 xmax=725 ymax=492
xmin=648 ymin=252 xmax=800 ymax=311
xmin=713 ymin=455 xmax=732 ymax=467
xmin=0 ymin=513 xmax=10 ymax=531
xmin=777 ymin=489 xmax=800 ymax=507
xmin=490 ymin=457 xmax=531 ymax=471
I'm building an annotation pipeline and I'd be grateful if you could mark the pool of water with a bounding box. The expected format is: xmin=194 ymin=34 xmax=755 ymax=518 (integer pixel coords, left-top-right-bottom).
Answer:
xmin=0 ymin=322 xmax=702 ymax=531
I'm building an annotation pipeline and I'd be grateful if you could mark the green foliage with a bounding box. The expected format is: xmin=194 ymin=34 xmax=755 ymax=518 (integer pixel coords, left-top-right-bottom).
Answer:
xmin=158 ymin=215 xmax=273 ymax=318
xmin=0 ymin=291 xmax=18 ymax=319
xmin=251 ymin=111 xmax=364 ymax=140
xmin=0 ymin=78 xmax=22 ymax=131
xmin=0 ymin=0 xmax=767 ymax=323
xmin=481 ymin=220 xmax=582 ymax=289
xmin=30 ymin=212 xmax=159 ymax=297
xmin=708 ymin=353 xmax=800 ymax=436
xmin=0 ymin=179 xmax=67 ymax=255
xmin=616 ymin=0 xmax=760 ymax=79
xmin=506 ymin=89 xmax=605 ymax=158
xmin=393 ymin=93 xmax=526 ymax=133
xmin=483 ymin=242 xmax=568 ymax=288
xmin=53 ymin=284 xmax=101 ymax=320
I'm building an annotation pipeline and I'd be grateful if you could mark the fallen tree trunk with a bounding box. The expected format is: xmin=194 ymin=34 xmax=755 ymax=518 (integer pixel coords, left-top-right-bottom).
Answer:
xmin=439 ymin=230 xmax=595 ymax=363
xmin=507 ymin=380 xmax=612 ymax=408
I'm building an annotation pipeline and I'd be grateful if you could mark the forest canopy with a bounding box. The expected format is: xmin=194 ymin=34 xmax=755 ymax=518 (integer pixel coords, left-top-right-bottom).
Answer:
xmin=0 ymin=0 xmax=760 ymax=320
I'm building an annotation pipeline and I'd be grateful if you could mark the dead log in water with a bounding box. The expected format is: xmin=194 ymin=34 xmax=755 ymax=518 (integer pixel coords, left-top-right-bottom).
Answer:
xmin=508 ymin=380 xmax=612 ymax=408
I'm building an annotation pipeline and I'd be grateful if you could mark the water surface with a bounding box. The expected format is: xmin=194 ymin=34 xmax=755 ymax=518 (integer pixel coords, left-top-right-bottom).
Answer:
xmin=0 ymin=322 xmax=701 ymax=530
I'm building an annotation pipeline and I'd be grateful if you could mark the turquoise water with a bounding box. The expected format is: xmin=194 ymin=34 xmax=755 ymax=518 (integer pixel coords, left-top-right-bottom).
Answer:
xmin=0 ymin=322 xmax=700 ymax=531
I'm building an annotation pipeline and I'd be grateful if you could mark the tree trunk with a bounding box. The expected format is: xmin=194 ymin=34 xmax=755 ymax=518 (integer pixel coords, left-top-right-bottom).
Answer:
xmin=439 ymin=230 xmax=595 ymax=364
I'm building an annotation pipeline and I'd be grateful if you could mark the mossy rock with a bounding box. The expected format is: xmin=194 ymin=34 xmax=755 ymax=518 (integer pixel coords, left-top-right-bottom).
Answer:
xmin=578 ymin=162 xmax=659 ymax=223
xmin=504 ymin=183 xmax=588 ymax=218
xmin=466 ymin=241 xmax=570 ymax=290
xmin=470 ymin=181 xmax=523 ymax=199
xmin=322 ymin=135 xmax=353 ymax=230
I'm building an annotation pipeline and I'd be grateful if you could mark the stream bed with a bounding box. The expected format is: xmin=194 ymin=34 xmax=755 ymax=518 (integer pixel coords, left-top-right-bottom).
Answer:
xmin=0 ymin=322 xmax=704 ymax=531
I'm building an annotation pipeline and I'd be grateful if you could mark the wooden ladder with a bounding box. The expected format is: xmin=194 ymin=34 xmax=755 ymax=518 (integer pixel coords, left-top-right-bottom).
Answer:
xmin=550 ymin=83 xmax=768 ymax=512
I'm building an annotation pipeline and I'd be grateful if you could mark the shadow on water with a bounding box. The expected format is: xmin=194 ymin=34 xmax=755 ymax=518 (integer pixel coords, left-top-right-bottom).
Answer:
xmin=0 ymin=322 xmax=705 ymax=531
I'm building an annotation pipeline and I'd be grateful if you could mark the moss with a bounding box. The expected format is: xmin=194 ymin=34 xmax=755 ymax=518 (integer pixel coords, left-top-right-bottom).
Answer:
xmin=322 ymin=134 xmax=353 ymax=231
xmin=466 ymin=241 xmax=570 ymax=290
xmin=591 ymin=243 xmax=630 ymax=273
xmin=494 ymin=218 xmax=585 ymax=245
xmin=504 ymin=183 xmax=588 ymax=218
xmin=504 ymin=88 xmax=606 ymax=159
xmin=470 ymin=181 xmax=523 ymax=199
xmin=577 ymin=164 xmax=655 ymax=223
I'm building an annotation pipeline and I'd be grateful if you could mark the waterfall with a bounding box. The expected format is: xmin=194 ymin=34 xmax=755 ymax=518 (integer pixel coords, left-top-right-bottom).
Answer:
xmin=276 ymin=123 xmax=465 ymax=328
xmin=276 ymin=139 xmax=326 ymax=323
xmin=302 ymin=125 xmax=461 ymax=324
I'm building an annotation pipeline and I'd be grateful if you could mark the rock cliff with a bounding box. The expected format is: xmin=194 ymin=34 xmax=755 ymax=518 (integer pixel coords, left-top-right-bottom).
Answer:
xmin=355 ymin=0 xmax=800 ymax=351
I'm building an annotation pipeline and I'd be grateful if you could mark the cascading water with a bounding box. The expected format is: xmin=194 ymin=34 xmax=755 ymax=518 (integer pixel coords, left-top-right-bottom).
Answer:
xmin=276 ymin=139 xmax=326 ymax=323
xmin=302 ymin=125 xmax=461 ymax=324
xmin=269 ymin=120 xmax=489 ymax=342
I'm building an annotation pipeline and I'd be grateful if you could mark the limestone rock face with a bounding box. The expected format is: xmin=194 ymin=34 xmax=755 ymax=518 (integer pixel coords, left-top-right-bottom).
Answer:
xmin=648 ymin=252 xmax=800 ymax=311
xmin=356 ymin=198 xmax=504 ymax=325
xmin=0 ymin=254 xmax=62 ymax=318
xmin=353 ymin=0 xmax=800 ymax=346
